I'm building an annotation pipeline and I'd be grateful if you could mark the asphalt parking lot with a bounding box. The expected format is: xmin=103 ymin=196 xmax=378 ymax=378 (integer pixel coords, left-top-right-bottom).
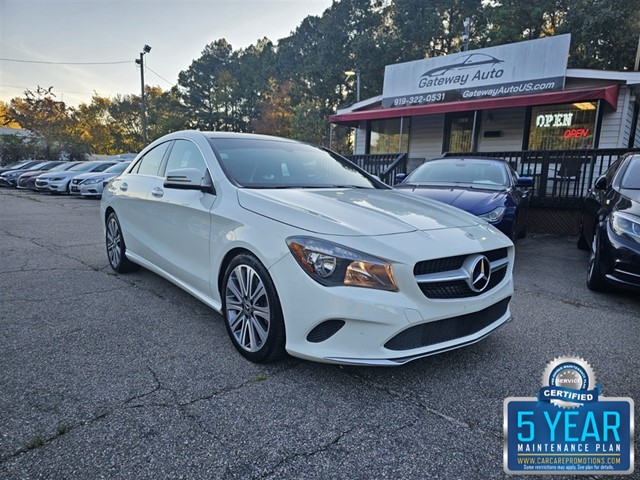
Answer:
xmin=1 ymin=187 xmax=639 ymax=480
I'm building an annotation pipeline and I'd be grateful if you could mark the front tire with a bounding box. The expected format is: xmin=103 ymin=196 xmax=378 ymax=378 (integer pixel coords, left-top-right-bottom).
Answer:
xmin=586 ymin=227 xmax=609 ymax=291
xmin=222 ymin=253 xmax=286 ymax=363
xmin=105 ymin=212 xmax=139 ymax=273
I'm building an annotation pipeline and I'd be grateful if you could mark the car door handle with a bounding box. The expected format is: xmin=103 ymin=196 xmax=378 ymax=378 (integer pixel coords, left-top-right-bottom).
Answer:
xmin=119 ymin=183 xmax=128 ymax=191
xmin=151 ymin=187 xmax=164 ymax=198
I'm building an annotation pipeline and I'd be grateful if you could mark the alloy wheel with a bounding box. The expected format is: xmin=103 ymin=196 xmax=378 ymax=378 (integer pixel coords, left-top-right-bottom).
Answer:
xmin=225 ymin=264 xmax=271 ymax=353
xmin=106 ymin=216 xmax=122 ymax=268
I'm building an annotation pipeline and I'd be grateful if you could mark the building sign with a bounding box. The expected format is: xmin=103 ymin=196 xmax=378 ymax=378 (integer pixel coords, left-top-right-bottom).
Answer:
xmin=382 ymin=35 xmax=570 ymax=108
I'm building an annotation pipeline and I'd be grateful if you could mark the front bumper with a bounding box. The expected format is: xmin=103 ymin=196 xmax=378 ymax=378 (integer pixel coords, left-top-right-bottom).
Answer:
xmin=79 ymin=183 xmax=104 ymax=197
xmin=44 ymin=179 xmax=71 ymax=193
xmin=602 ymin=223 xmax=640 ymax=291
xmin=0 ymin=177 xmax=18 ymax=187
xmin=268 ymin=233 xmax=514 ymax=365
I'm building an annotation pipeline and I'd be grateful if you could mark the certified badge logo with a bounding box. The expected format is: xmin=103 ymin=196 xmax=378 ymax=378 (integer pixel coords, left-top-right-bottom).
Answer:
xmin=539 ymin=357 xmax=599 ymax=408
xmin=504 ymin=356 xmax=634 ymax=475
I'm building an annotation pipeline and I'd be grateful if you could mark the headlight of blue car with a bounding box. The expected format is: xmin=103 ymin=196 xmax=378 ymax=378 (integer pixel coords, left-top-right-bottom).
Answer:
xmin=478 ymin=206 xmax=506 ymax=224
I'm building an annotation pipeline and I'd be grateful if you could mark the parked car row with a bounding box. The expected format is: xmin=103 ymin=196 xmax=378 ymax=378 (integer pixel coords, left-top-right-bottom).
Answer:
xmin=0 ymin=159 xmax=131 ymax=198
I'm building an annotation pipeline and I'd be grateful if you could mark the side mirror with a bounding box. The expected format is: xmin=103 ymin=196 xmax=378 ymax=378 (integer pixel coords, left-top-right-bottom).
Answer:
xmin=516 ymin=176 xmax=534 ymax=187
xmin=394 ymin=173 xmax=407 ymax=185
xmin=164 ymin=168 xmax=215 ymax=194
xmin=593 ymin=175 xmax=607 ymax=191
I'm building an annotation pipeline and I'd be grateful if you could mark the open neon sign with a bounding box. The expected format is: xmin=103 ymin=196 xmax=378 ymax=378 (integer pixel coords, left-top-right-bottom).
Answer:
xmin=563 ymin=128 xmax=590 ymax=139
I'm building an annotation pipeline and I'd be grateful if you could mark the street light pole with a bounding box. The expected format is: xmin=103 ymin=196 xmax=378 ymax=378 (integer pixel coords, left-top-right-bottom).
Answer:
xmin=135 ymin=44 xmax=151 ymax=144
xmin=463 ymin=18 xmax=470 ymax=52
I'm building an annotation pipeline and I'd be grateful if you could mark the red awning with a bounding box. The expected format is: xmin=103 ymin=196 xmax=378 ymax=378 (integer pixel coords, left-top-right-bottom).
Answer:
xmin=329 ymin=85 xmax=619 ymax=126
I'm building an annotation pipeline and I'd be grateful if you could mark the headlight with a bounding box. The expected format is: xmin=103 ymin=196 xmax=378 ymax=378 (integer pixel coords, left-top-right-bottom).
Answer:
xmin=286 ymin=236 xmax=398 ymax=291
xmin=49 ymin=177 xmax=65 ymax=181
xmin=6 ymin=172 xmax=21 ymax=178
xmin=478 ymin=206 xmax=506 ymax=224
xmin=82 ymin=177 xmax=104 ymax=185
xmin=610 ymin=211 xmax=640 ymax=243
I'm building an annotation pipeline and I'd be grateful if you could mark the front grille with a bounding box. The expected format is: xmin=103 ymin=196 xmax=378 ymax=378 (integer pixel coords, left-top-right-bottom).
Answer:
xmin=384 ymin=297 xmax=511 ymax=351
xmin=419 ymin=266 xmax=507 ymax=299
xmin=306 ymin=320 xmax=345 ymax=343
xmin=414 ymin=248 xmax=507 ymax=275
xmin=414 ymin=248 xmax=509 ymax=299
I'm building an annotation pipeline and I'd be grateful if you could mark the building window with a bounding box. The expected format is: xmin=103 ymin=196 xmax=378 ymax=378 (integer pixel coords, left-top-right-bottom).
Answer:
xmin=528 ymin=102 xmax=597 ymax=150
xmin=369 ymin=118 xmax=409 ymax=154
xmin=444 ymin=112 xmax=474 ymax=153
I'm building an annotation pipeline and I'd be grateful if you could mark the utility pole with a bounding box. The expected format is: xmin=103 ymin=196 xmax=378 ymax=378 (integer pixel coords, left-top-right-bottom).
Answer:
xmin=135 ymin=44 xmax=152 ymax=145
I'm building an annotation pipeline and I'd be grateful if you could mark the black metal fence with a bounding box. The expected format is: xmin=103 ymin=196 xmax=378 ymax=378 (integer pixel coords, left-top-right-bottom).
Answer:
xmin=348 ymin=149 xmax=640 ymax=208
xmin=345 ymin=153 xmax=408 ymax=185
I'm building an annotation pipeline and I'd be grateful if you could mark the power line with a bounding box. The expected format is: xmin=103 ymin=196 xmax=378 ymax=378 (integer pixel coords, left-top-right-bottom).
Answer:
xmin=0 ymin=57 xmax=132 ymax=65
xmin=145 ymin=65 xmax=175 ymax=87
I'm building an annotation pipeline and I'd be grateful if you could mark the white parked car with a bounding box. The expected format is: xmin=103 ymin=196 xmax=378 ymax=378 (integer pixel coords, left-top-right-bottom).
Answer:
xmin=70 ymin=161 xmax=131 ymax=198
xmin=101 ymin=131 xmax=514 ymax=365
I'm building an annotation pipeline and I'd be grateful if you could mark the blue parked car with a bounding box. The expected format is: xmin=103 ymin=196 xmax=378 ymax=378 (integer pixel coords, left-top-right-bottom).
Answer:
xmin=395 ymin=157 xmax=533 ymax=240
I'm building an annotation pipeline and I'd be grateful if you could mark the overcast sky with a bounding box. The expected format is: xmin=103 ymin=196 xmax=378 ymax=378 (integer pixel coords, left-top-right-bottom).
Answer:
xmin=0 ymin=0 xmax=334 ymax=106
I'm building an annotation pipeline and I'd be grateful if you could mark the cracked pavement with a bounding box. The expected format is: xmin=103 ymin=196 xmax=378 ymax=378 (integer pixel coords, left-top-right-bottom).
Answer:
xmin=1 ymin=188 xmax=638 ymax=479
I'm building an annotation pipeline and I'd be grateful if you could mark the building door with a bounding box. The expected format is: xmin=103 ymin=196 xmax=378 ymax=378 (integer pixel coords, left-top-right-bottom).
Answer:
xmin=444 ymin=112 xmax=475 ymax=153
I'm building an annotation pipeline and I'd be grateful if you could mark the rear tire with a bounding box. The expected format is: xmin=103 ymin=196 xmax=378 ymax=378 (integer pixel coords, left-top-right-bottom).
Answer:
xmin=105 ymin=212 xmax=139 ymax=273
xmin=222 ymin=253 xmax=286 ymax=363
xmin=576 ymin=228 xmax=589 ymax=250
xmin=517 ymin=225 xmax=527 ymax=239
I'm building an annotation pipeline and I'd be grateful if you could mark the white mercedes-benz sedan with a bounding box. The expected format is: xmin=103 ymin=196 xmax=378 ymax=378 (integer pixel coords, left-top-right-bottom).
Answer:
xmin=101 ymin=131 xmax=514 ymax=365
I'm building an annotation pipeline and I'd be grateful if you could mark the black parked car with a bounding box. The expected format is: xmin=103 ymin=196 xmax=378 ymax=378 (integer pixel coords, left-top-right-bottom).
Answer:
xmin=578 ymin=153 xmax=640 ymax=292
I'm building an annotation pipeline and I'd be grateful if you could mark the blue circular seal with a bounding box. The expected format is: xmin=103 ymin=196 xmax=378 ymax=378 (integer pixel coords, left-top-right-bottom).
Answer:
xmin=540 ymin=356 xmax=598 ymax=408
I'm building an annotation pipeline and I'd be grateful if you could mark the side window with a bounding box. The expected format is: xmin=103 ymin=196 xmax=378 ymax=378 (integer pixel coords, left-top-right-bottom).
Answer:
xmin=134 ymin=142 xmax=170 ymax=176
xmin=164 ymin=140 xmax=208 ymax=181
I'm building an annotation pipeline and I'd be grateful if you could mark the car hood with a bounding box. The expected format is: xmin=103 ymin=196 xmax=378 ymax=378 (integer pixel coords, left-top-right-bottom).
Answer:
xmin=19 ymin=170 xmax=47 ymax=178
xmin=395 ymin=184 xmax=507 ymax=214
xmin=237 ymin=188 xmax=480 ymax=236
xmin=39 ymin=171 xmax=83 ymax=180
xmin=73 ymin=172 xmax=112 ymax=181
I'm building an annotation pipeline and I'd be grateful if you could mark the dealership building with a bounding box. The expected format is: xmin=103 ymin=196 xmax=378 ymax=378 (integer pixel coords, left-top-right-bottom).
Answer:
xmin=330 ymin=34 xmax=640 ymax=173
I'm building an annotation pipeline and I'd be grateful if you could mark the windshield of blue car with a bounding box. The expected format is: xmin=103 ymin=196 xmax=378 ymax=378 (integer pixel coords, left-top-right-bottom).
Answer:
xmin=405 ymin=159 xmax=509 ymax=189
xmin=620 ymin=156 xmax=640 ymax=189
xmin=210 ymin=138 xmax=382 ymax=189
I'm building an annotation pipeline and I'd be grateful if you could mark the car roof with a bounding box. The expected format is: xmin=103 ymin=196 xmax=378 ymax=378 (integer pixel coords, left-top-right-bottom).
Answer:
xmin=161 ymin=130 xmax=302 ymax=144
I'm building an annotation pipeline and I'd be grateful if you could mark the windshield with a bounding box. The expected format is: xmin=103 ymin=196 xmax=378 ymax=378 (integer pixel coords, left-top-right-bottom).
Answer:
xmin=70 ymin=162 xmax=102 ymax=172
xmin=620 ymin=156 xmax=640 ymax=189
xmin=210 ymin=138 xmax=381 ymax=189
xmin=26 ymin=162 xmax=49 ymax=170
xmin=405 ymin=159 xmax=509 ymax=189
xmin=49 ymin=162 xmax=74 ymax=172
xmin=103 ymin=162 xmax=131 ymax=174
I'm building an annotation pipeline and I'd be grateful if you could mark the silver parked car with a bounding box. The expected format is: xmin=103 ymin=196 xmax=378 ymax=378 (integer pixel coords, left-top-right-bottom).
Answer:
xmin=35 ymin=161 xmax=117 ymax=194
xmin=75 ymin=161 xmax=131 ymax=198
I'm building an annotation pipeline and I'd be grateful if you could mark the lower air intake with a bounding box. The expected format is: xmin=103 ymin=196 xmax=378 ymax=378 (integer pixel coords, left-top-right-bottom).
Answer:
xmin=384 ymin=297 xmax=510 ymax=351
xmin=306 ymin=320 xmax=346 ymax=343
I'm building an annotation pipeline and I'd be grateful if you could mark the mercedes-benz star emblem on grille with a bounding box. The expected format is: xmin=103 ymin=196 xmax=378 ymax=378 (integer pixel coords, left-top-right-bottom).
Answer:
xmin=468 ymin=255 xmax=491 ymax=292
